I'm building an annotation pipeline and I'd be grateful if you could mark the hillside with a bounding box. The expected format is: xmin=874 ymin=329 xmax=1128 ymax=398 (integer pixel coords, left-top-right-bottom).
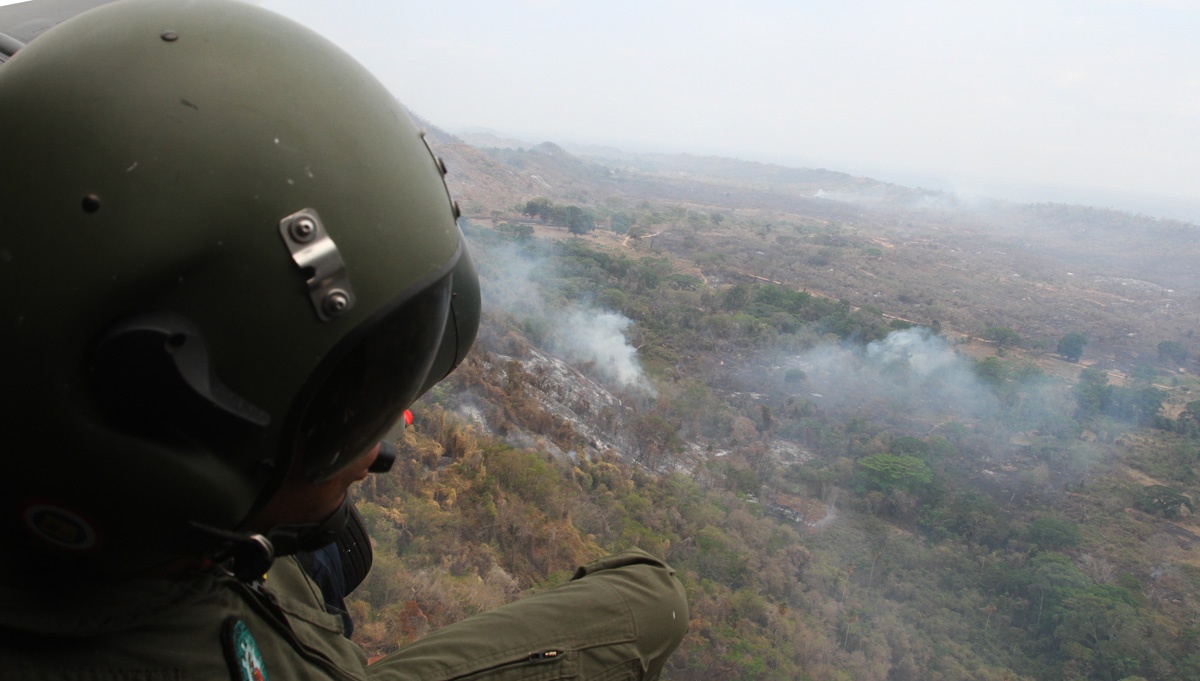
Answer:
xmin=348 ymin=126 xmax=1200 ymax=680
xmin=436 ymin=122 xmax=1200 ymax=367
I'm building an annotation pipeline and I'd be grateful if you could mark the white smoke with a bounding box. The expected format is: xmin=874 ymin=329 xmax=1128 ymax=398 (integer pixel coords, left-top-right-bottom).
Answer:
xmin=475 ymin=238 xmax=654 ymax=394
xmin=554 ymin=310 xmax=653 ymax=392
xmin=791 ymin=327 xmax=996 ymax=418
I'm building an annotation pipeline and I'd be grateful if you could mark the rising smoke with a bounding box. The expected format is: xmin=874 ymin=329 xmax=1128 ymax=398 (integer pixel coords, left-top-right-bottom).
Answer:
xmin=788 ymin=327 xmax=999 ymax=420
xmin=554 ymin=309 xmax=651 ymax=392
xmin=472 ymin=236 xmax=655 ymax=395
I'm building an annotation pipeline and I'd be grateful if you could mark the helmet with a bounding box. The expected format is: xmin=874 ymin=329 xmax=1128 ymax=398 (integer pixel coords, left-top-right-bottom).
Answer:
xmin=0 ymin=0 xmax=479 ymax=583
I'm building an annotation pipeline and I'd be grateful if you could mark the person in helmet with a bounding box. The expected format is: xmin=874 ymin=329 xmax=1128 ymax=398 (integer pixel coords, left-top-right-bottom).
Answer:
xmin=0 ymin=1 xmax=688 ymax=679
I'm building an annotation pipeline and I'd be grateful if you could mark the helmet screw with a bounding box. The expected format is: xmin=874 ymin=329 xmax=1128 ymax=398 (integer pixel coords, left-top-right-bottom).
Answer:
xmin=290 ymin=217 xmax=317 ymax=243
xmin=322 ymin=290 xmax=351 ymax=316
xmin=81 ymin=194 xmax=102 ymax=213
xmin=161 ymin=31 xmax=179 ymax=42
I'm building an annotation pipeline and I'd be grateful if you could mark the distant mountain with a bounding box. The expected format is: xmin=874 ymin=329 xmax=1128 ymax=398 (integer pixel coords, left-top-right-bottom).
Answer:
xmin=455 ymin=128 xmax=537 ymax=150
xmin=574 ymin=150 xmax=858 ymax=186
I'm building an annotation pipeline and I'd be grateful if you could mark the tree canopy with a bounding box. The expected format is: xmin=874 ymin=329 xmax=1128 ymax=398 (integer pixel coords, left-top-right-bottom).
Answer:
xmin=1157 ymin=340 xmax=1188 ymax=365
xmin=1057 ymin=332 xmax=1088 ymax=362
xmin=1133 ymin=485 xmax=1194 ymax=518
xmin=522 ymin=198 xmax=596 ymax=234
xmin=985 ymin=325 xmax=1021 ymax=349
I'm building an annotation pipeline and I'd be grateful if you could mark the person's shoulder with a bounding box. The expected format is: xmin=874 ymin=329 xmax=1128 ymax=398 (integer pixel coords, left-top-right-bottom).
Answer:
xmin=0 ymin=572 xmax=237 ymax=678
xmin=0 ymin=571 xmax=224 ymax=636
xmin=1 ymin=567 xmax=366 ymax=680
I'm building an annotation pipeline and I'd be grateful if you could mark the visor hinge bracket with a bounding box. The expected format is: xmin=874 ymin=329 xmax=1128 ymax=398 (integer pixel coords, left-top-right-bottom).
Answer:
xmin=278 ymin=208 xmax=356 ymax=322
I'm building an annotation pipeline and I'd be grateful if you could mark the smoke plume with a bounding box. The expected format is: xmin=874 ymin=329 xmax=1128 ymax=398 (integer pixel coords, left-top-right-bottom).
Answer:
xmin=472 ymin=236 xmax=655 ymax=395
xmin=789 ymin=327 xmax=998 ymax=419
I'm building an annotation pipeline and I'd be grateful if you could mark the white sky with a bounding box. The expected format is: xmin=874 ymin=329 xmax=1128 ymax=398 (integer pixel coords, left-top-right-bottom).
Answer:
xmin=7 ymin=0 xmax=1200 ymax=214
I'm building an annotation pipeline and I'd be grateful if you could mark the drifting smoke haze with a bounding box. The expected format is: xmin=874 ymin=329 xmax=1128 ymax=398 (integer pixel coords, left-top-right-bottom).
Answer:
xmin=794 ymin=328 xmax=996 ymax=418
xmin=472 ymin=237 xmax=655 ymax=395
xmin=794 ymin=327 xmax=1115 ymax=495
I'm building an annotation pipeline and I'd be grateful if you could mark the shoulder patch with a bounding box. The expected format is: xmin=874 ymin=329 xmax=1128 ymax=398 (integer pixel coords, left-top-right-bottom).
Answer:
xmin=21 ymin=501 xmax=102 ymax=551
xmin=223 ymin=616 xmax=270 ymax=681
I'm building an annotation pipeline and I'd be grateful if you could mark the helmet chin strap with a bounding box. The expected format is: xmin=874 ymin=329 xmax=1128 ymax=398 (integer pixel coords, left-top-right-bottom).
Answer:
xmin=185 ymin=441 xmax=398 ymax=582
xmin=262 ymin=440 xmax=397 ymax=560
xmin=180 ymin=498 xmax=352 ymax=583
xmin=266 ymin=497 xmax=353 ymax=558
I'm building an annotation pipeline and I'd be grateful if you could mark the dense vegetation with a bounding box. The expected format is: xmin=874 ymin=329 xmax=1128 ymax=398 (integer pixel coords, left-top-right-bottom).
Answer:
xmin=347 ymin=136 xmax=1200 ymax=680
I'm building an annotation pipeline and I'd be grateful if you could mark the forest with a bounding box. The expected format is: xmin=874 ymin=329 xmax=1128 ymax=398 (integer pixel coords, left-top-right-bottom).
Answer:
xmin=344 ymin=131 xmax=1200 ymax=681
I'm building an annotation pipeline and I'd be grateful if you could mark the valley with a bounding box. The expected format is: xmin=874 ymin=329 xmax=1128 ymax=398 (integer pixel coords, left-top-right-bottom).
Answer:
xmin=347 ymin=126 xmax=1200 ymax=681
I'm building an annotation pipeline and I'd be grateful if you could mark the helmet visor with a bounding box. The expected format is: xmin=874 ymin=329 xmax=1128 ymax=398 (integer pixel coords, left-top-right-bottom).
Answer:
xmin=289 ymin=274 xmax=452 ymax=482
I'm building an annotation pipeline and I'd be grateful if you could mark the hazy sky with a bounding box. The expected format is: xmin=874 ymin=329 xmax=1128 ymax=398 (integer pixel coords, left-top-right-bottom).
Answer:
xmin=7 ymin=0 xmax=1199 ymax=214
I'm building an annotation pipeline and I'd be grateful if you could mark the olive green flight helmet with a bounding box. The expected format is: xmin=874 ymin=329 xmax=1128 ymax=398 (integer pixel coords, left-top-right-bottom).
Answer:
xmin=0 ymin=0 xmax=479 ymax=582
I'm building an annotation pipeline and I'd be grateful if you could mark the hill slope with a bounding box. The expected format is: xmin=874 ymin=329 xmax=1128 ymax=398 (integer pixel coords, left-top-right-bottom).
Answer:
xmin=357 ymin=126 xmax=1200 ymax=681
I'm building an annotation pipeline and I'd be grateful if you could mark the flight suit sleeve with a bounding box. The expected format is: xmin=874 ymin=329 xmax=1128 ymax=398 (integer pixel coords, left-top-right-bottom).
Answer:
xmin=365 ymin=549 xmax=688 ymax=681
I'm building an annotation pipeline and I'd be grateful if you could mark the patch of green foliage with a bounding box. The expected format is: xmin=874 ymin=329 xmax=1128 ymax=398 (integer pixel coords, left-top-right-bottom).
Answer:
xmin=367 ymin=231 xmax=1200 ymax=681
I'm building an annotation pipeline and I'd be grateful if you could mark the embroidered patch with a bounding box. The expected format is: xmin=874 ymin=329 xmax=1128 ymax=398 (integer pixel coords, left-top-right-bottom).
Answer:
xmin=223 ymin=616 xmax=269 ymax=681
xmin=21 ymin=502 xmax=101 ymax=551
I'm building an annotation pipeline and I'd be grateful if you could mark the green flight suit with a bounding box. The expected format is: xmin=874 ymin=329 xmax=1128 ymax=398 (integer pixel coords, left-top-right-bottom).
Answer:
xmin=0 ymin=549 xmax=687 ymax=681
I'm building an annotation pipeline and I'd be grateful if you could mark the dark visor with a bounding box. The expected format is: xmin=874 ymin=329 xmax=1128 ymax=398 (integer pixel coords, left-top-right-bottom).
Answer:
xmin=289 ymin=275 xmax=452 ymax=482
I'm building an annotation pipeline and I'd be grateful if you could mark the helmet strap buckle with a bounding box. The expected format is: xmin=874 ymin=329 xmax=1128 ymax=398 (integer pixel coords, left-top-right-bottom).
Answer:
xmin=265 ymin=497 xmax=353 ymax=557
xmin=174 ymin=522 xmax=276 ymax=583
